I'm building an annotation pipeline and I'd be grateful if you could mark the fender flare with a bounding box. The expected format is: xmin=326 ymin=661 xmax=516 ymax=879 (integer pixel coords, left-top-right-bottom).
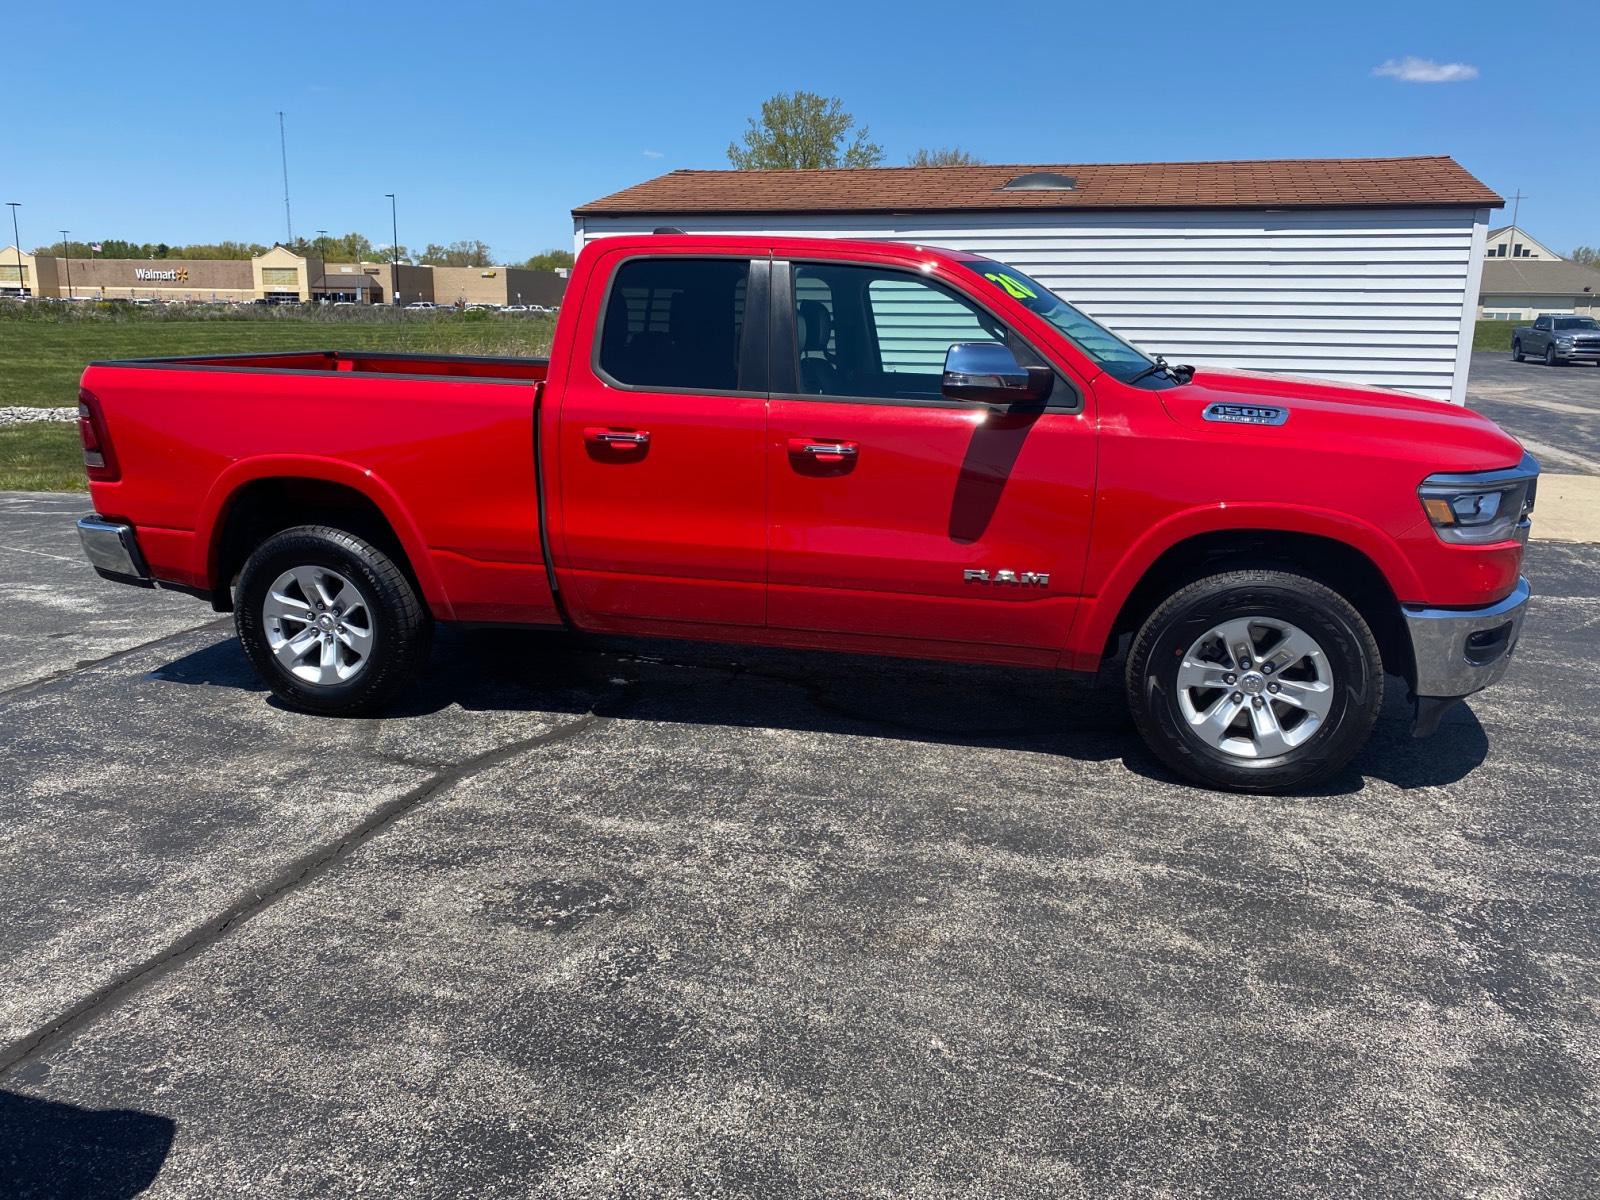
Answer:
xmin=195 ymin=455 xmax=453 ymax=619
xmin=1067 ymin=502 xmax=1421 ymax=670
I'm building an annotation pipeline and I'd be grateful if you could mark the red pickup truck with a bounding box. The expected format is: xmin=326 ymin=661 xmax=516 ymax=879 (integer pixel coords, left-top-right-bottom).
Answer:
xmin=74 ymin=234 xmax=1536 ymax=792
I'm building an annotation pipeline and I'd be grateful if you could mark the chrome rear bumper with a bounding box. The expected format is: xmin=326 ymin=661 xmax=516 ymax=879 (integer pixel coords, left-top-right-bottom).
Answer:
xmin=77 ymin=515 xmax=151 ymax=584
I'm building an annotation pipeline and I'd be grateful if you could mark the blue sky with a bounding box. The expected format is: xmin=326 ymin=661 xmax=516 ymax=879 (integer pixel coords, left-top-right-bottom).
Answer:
xmin=6 ymin=0 xmax=1594 ymax=261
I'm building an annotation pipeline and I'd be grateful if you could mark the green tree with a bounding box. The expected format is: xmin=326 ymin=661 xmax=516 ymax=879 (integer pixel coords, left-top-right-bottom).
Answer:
xmin=523 ymin=248 xmax=575 ymax=273
xmin=1571 ymin=246 xmax=1599 ymax=268
xmin=727 ymin=91 xmax=883 ymax=170
xmin=419 ymin=239 xmax=494 ymax=266
xmin=170 ymin=240 xmax=268 ymax=260
xmin=907 ymin=147 xmax=982 ymax=167
xmin=287 ymin=232 xmax=378 ymax=262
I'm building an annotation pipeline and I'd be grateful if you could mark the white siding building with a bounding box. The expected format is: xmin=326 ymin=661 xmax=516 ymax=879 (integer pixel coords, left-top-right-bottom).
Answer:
xmin=574 ymin=156 xmax=1502 ymax=404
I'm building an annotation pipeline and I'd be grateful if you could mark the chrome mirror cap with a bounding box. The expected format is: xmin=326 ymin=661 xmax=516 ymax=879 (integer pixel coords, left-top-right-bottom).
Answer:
xmin=941 ymin=342 xmax=1053 ymax=407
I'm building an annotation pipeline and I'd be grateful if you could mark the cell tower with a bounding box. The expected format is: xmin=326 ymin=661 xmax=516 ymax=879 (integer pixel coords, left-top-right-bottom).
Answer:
xmin=278 ymin=111 xmax=294 ymax=243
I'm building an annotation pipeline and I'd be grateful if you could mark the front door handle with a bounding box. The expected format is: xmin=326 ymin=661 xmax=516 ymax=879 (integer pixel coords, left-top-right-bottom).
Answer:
xmin=585 ymin=427 xmax=651 ymax=450
xmin=788 ymin=438 xmax=858 ymax=464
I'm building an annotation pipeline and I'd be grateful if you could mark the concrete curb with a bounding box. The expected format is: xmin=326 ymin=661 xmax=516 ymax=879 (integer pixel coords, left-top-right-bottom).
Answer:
xmin=1532 ymin=473 xmax=1600 ymax=544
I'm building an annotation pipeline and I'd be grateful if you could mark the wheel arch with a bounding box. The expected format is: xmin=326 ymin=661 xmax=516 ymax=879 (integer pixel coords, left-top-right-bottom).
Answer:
xmin=1074 ymin=513 xmax=1417 ymax=689
xmin=199 ymin=458 xmax=450 ymax=618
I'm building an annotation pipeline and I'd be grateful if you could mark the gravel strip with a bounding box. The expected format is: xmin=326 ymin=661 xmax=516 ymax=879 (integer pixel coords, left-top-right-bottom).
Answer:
xmin=0 ymin=408 xmax=77 ymax=427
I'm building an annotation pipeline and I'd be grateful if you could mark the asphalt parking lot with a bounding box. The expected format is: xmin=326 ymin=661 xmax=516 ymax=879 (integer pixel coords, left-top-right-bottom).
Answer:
xmin=2 ymin=487 xmax=1598 ymax=1198
xmin=1467 ymin=350 xmax=1600 ymax=475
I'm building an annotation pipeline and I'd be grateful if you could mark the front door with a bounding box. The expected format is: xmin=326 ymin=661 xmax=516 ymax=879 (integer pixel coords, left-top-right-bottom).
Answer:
xmin=552 ymin=250 xmax=769 ymax=630
xmin=765 ymin=258 xmax=1096 ymax=659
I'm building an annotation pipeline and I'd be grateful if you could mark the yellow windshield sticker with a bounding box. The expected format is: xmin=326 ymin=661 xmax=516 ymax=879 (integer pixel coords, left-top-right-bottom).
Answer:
xmin=984 ymin=271 xmax=1038 ymax=300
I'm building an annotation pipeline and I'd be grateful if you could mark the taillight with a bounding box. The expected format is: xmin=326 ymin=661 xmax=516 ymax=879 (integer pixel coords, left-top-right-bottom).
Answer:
xmin=78 ymin=388 xmax=119 ymax=481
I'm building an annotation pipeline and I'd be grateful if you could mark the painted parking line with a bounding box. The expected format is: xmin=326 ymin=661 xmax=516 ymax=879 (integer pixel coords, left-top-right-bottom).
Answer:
xmin=1517 ymin=439 xmax=1600 ymax=476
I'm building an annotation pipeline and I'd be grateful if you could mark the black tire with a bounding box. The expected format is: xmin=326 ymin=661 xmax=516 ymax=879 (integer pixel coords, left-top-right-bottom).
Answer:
xmin=1125 ymin=569 xmax=1383 ymax=793
xmin=1545 ymin=345 xmax=1558 ymax=366
xmin=235 ymin=525 xmax=431 ymax=715
xmin=1512 ymin=340 xmax=1524 ymax=362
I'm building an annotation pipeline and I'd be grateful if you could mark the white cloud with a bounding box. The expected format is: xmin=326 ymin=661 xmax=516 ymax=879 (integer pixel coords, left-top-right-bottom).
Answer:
xmin=1373 ymin=56 xmax=1479 ymax=83
xmin=642 ymin=149 xmax=664 ymax=159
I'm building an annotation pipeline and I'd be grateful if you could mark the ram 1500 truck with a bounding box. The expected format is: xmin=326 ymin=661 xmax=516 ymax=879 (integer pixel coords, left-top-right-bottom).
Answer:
xmin=1512 ymin=314 xmax=1600 ymax=365
xmin=74 ymin=234 xmax=1537 ymax=792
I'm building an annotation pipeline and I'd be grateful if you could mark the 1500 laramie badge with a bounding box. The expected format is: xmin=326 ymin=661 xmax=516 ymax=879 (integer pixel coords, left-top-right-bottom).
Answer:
xmin=72 ymin=234 xmax=1536 ymax=793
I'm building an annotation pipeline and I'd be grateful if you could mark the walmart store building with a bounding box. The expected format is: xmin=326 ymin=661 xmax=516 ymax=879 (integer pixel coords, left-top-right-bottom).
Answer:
xmin=0 ymin=244 xmax=566 ymax=307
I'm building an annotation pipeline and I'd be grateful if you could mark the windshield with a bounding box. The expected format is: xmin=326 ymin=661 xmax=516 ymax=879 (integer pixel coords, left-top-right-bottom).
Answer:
xmin=960 ymin=259 xmax=1156 ymax=381
xmin=1553 ymin=317 xmax=1598 ymax=331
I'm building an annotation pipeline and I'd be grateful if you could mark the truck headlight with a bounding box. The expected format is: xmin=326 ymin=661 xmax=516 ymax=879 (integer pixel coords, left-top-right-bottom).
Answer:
xmin=1418 ymin=454 xmax=1539 ymax=544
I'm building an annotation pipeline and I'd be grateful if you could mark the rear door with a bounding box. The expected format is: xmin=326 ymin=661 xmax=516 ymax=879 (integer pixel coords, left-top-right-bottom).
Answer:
xmin=550 ymin=248 xmax=770 ymax=630
xmin=765 ymin=257 xmax=1097 ymax=659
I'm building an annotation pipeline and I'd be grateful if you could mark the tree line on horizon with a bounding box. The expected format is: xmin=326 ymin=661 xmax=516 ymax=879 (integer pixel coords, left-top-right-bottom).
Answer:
xmin=31 ymin=234 xmax=575 ymax=273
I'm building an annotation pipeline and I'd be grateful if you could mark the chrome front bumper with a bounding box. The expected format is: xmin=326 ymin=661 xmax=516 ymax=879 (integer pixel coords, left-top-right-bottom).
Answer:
xmin=1403 ymin=576 xmax=1530 ymax=700
xmin=77 ymin=515 xmax=151 ymax=583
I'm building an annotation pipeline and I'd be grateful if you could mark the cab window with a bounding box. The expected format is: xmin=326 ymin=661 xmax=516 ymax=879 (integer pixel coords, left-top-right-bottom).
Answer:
xmin=598 ymin=258 xmax=748 ymax=392
xmin=790 ymin=262 xmax=1009 ymax=402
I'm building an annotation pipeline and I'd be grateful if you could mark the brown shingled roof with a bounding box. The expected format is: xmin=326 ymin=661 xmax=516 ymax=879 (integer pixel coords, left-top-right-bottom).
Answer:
xmin=1481 ymin=259 xmax=1600 ymax=296
xmin=574 ymin=156 xmax=1501 ymax=216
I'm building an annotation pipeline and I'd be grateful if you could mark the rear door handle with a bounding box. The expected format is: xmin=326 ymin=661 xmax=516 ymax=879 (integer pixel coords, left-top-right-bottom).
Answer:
xmin=788 ymin=438 xmax=858 ymax=464
xmin=584 ymin=427 xmax=651 ymax=449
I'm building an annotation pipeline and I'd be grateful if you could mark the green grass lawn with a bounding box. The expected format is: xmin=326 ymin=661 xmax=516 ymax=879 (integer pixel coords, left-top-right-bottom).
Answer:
xmin=0 ymin=305 xmax=555 ymax=408
xmin=0 ymin=423 xmax=86 ymax=492
xmin=1473 ymin=320 xmax=1516 ymax=352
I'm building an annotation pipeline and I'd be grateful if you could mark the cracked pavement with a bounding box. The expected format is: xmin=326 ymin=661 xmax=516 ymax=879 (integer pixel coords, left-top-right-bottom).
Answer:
xmin=0 ymin=494 xmax=1597 ymax=1198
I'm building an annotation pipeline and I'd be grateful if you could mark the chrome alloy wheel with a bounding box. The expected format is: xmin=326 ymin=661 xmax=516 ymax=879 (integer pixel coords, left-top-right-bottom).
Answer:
xmin=262 ymin=566 xmax=375 ymax=686
xmin=1174 ymin=617 xmax=1334 ymax=759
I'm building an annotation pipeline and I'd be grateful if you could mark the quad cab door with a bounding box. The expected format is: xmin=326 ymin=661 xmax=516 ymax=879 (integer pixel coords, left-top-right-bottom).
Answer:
xmin=765 ymin=256 xmax=1097 ymax=663
xmin=549 ymin=246 xmax=770 ymax=632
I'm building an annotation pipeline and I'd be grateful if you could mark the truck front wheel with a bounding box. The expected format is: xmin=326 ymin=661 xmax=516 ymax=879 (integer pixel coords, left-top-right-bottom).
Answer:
xmin=1125 ymin=570 xmax=1383 ymax=793
xmin=234 ymin=525 xmax=432 ymax=715
xmin=1512 ymin=340 xmax=1524 ymax=362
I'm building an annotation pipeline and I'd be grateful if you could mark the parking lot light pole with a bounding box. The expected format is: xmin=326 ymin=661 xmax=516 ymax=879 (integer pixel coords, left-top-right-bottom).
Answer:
xmin=6 ymin=203 xmax=22 ymax=298
xmin=315 ymin=229 xmax=328 ymax=303
xmin=386 ymin=194 xmax=399 ymax=307
xmin=60 ymin=230 xmax=73 ymax=300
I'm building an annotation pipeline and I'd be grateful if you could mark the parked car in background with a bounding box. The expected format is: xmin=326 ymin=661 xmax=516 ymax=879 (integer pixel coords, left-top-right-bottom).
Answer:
xmin=499 ymin=304 xmax=530 ymax=314
xmin=403 ymin=301 xmax=438 ymax=311
xmin=73 ymin=233 xmax=1537 ymax=793
xmin=1512 ymin=315 xmax=1600 ymax=365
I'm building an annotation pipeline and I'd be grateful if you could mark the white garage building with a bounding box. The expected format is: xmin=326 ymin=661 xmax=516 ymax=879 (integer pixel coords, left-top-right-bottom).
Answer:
xmin=574 ymin=155 xmax=1502 ymax=404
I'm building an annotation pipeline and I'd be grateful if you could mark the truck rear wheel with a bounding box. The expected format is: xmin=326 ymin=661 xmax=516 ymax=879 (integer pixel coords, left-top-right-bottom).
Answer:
xmin=1125 ymin=570 xmax=1383 ymax=793
xmin=235 ymin=525 xmax=431 ymax=715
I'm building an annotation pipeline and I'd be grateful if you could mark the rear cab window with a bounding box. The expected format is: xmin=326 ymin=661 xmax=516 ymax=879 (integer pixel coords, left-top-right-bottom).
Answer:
xmin=597 ymin=257 xmax=750 ymax=392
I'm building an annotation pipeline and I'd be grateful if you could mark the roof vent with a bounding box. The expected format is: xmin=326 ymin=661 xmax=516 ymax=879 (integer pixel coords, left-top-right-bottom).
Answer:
xmin=1000 ymin=172 xmax=1077 ymax=192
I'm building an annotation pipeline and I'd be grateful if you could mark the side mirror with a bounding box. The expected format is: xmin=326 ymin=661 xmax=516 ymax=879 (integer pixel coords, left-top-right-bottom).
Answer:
xmin=942 ymin=342 xmax=1054 ymax=409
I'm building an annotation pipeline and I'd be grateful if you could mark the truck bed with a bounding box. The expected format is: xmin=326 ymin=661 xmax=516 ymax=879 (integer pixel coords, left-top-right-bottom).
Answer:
xmin=80 ymin=349 xmax=559 ymax=626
